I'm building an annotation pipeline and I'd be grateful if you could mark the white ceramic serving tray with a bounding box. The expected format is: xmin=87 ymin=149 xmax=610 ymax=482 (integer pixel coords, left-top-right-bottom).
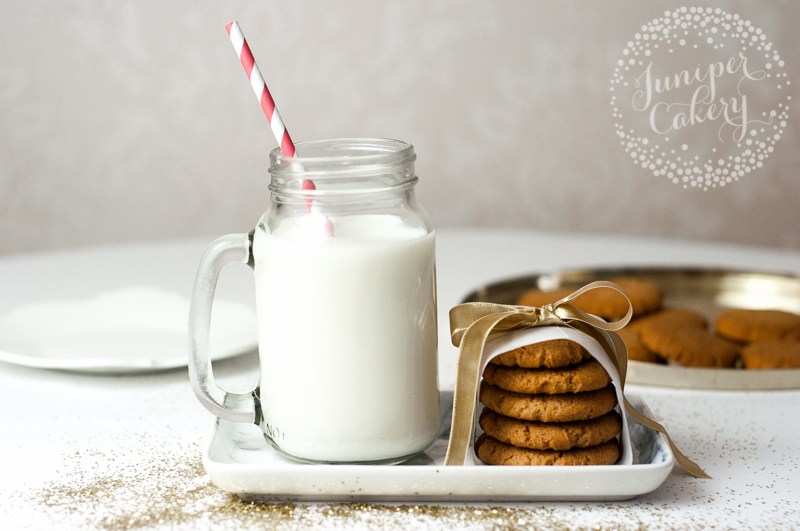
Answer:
xmin=203 ymin=393 xmax=674 ymax=502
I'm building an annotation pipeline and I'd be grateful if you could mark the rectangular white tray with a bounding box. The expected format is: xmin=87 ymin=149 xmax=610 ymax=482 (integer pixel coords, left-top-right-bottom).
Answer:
xmin=203 ymin=393 xmax=673 ymax=502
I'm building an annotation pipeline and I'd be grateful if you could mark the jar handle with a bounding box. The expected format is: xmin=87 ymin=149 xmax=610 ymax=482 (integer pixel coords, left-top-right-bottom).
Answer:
xmin=188 ymin=232 xmax=259 ymax=424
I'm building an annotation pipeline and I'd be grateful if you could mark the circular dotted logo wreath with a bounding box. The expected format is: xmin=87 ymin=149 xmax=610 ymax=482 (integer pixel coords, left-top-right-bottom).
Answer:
xmin=610 ymin=7 xmax=791 ymax=190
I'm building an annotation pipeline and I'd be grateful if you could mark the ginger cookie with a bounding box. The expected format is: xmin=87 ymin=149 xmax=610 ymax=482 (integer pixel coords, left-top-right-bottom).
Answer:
xmin=640 ymin=327 xmax=739 ymax=368
xmin=474 ymin=434 xmax=620 ymax=466
xmin=715 ymin=308 xmax=800 ymax=343
xmin=740 ymin=340 xmax=800 ymax=369
xmin=572 ymin=277 xmax=663 ymax=320
xmin=483 ymin=359 xmax=611 ymax=394
xmin=629 ymin=308 xmax=708 ymax=364
xmin=517 ymin=276 xmax=662 ymax=320
xmin=635 ymin=308 xmax=708 ymax=337
xmin=490 ymin=339 xmax=592 ymax=369
xmin=617 ymin=325 xmax=662 ymax=363
xmin=479 ymin=408 xmax=621 ymax=451
xmin=479 ymin=382 xmax=618 ymax=422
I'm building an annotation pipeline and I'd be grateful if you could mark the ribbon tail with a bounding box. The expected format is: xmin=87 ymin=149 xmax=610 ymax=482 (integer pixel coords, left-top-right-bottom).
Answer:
xmin=623 ymin=397 xmax=711 ymax=479
xmin=444 ymin=313 xmax=511 ymax=466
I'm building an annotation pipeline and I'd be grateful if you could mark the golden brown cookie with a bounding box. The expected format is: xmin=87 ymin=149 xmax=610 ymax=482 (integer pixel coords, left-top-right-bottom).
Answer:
xmin=635 ymin=308 xmax=709 ymax=337
xmin=490 ymin=340 xmax=592 ymax=369
xmin=516 ymin=277 xmax=662 ymax=320
xmin=628 ymin=308 xmax=708 ymax=364
xmin=715 ymin=309 xmax=800 ymax=343
xmin=574 ymin=277 xmax=663 ymax=320
xmin=740 ymin=340 xmax=800 ymax=369
xmin=483 ymin=359 xmax=610 ymax=394
xmin=474 ymin=434 xmax=620 ymax=466
xmin=479 ymin=382 xmax=618 ymax=422
xmin=640 ymin=327 xmax=739 ymax=367
xmin=617 ymin=325 xmax=662 ymax=363
xmin=479 ymin=408 xmax=621 ymax=451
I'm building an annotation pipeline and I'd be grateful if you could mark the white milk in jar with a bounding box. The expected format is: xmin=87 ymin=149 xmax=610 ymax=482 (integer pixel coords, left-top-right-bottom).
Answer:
xmin=187 ymin=138 xmax=439 ymax=464
xmin=252 ymin=214 xmax=439 ymax=462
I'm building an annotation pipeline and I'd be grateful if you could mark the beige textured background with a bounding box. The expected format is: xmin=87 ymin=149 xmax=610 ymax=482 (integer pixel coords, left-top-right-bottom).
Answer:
xmin=1 ymin=0 xmax=798 ymax=256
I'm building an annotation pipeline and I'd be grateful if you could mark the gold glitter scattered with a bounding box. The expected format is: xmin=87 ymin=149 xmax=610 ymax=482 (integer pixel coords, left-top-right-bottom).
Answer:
xmin=21 ymin=440 xmax=662 ymax=531
xmin=10 ymin=429 xmax=772 ymax=530
xmin=27 ymin=452 xmax=667 ymax=531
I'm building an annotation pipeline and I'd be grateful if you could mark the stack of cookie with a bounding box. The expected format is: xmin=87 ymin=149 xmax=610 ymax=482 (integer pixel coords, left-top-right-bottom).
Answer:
xmin=474 ymin=339 xmax=622 ymax=466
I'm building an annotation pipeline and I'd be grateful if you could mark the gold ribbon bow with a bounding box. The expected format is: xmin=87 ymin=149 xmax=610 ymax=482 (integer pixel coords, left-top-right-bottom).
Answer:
xmin=444 ymin=280 xmax=710 ymax=478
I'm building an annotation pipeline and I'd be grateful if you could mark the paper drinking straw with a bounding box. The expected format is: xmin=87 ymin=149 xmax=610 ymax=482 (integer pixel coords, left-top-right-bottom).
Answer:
xmin=225 ymin=21 xmax=332 ymax=235
xmin=226 ymin=21 xmax=296 ymax=158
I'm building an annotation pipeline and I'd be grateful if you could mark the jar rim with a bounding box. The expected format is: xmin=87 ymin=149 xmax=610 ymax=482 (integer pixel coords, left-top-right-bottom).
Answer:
xmin=269 ymin=138 xmax=415 ymax=168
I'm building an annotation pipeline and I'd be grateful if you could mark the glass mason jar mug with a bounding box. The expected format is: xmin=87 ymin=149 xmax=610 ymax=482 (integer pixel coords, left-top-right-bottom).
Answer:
xmin=189 ymin=138 xmax=440 ymax=464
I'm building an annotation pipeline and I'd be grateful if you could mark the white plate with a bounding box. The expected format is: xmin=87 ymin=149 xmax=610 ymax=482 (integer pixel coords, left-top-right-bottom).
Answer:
xmin=0 ymin=286 xmax=257 ymax=373
xmin=203 ymin=393 xmax=674 ymax=502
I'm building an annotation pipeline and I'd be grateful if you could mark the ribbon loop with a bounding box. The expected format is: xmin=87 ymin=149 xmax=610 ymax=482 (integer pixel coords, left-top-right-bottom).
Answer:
xmin=444 ymin=280 xmax=709 ymax=479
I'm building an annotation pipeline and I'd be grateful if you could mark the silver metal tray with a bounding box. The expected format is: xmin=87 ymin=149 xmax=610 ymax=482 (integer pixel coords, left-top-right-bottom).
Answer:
xmin=461 ymin=267 xmax=800 ymax=390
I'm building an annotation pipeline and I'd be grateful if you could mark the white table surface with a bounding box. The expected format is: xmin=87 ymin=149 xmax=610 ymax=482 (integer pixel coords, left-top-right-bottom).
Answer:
xmin=1 ymin=228 xmax=798 ymax=529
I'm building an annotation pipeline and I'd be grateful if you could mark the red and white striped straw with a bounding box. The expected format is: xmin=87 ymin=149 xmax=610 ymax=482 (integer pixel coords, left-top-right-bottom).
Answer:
xmin=225 ymin=21 xmax=296 ymax=158
xmin=226 ymin=21 xmax=333 ymax=235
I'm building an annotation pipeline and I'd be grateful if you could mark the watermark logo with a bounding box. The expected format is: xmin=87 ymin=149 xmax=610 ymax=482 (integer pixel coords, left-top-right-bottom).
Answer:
xmin=610 ymin=7 xmax=791 ymax=190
